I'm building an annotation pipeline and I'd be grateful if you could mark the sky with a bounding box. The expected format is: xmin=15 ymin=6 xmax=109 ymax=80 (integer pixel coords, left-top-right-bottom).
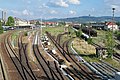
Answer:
xmin=0 ymin=0 xmax=120 ymax=20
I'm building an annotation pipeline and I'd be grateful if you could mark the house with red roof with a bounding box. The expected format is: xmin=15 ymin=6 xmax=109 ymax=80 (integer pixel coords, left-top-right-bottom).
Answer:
xmin=43 ymin=22 xmax=58 ymax=27
xmin=105 ymin=22 xmax=118 ymax=30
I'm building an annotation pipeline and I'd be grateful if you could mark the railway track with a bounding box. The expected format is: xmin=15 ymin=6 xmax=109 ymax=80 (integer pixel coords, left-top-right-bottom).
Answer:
xmin=100 ymin=60 xmax=120 ymax=72
xmin=113 ymin=53 xmax=120 ymax=61
xmin=47 ymin=31 xmax=120 ymax=80
xmin=63 ymin=38 xmax=104 ymax=79
xmin=46 ymin=31 xmax=101 ymax=80
xmin=86 ymin=59 xmax=120 ymax=80
xmin=62 ymin=39 xmax=87 ymax=79
xmin=4 ymin=34 xmax=35 ymax=80
xmin=33 ymin=31 xmax=65 ymax=80
xmin=0 ymin=59 xmax=6 ymax=80
xmin=18 ymin=33 xmax=37 ymax=80
xmin=56 ymin=32 xmax=69 ymax=45
xmin=2 ymin=31 xmax=45 ymax=80
xmin=93 ymin=43 xmax=120 ymax=62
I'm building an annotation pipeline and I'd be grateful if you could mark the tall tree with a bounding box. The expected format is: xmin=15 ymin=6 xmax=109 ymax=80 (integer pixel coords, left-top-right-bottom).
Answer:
xmin=6 ymin=16 xmax=15 ymax=26
xmin=0 ymin=21 xmax=3 ymax=34
xmin=116 ymin=22 xmax=120 ymax=26
xmin=105 ymin=31 xmax=115 ymax=58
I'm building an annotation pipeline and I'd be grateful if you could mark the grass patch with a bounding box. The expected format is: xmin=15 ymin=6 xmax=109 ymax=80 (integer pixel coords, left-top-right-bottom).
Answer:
xmin=83 ymin=56 xmax=100 ymax=62
xmin=42 ymin=26 xmax=64 ymax=36
xmin=72 ymin=45 xmax=99 ymax=62
xmin=72 ymin=38 xmax=96 ymax=55
xmin=92 ymin=30 xmax=107 ymax=46
xmin=104 ymin=58 xmax=120 ymax=69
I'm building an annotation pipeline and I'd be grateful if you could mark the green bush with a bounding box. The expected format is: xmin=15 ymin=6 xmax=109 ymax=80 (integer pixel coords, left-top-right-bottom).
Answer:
xmin=24 ymin=32 xmax=28 ymax=36
xmin=75 ymin=30 xmax=82 ymax=37
xmin=0 ymin=21 xmax=3 ymax=34
xmin=87 ymin=38 xmax=93 ymax=44
xmin=107 ymin=48 xmax=114 ymax=58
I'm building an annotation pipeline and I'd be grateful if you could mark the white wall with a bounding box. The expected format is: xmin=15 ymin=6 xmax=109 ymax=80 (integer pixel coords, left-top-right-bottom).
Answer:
xmin=107 ymin=25 xmax=118 ymax=30
xmin=15 ymin=20 xmax=31 ymax=26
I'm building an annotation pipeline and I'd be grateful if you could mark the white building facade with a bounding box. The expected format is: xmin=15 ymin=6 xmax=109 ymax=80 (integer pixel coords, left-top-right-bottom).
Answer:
xmin=106 ymin=22 xmax=118 ymax=31
xmin=14 ymin=17 xmax=31 ymax=26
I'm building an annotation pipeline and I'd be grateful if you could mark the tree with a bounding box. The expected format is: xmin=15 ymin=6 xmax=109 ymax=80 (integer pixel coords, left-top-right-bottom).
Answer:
xmin=0 ymin=21 xmax=3 ymax=34
xmin=6 ymin=16 xmax=15 ymax=26
xmin=105 ymin=31 xmax=115 ymax=58
xmin=116 ymin=32 xmax=120 ymax=41
xmin=36 ymin=21 xmax=40 ymax=25
xmin=75 ymin=29 xmax=82 ymax=38
xmin=58 ymin=22 xmax=66 ymax=27
xmin=116 ymin=22 xmax=120 ymax=26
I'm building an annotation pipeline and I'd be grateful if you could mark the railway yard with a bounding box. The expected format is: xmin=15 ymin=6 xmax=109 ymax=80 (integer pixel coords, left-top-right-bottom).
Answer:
xmin=0 ymin=27 xmax=120 ymax=80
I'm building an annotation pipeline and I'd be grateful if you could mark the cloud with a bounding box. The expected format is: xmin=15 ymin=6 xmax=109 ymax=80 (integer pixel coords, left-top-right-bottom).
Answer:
xmin=42 ymin=4 xmax=49 ymax=8
xmin=91 ymin=8 xmax=95 ymax=12
xmin=22 ymin=9 xmax=29 ymax=15
xmin=11 ymin=10 xmax=21 ymax=15
xmin=111 ymin=5 xmax=119 ymax=9
xmin=0 ymin=8 xmax=3 ymax=11
xmin=104 ymin=0 xmax=120 ymax=12
xmin=47 ymin=0 xmax=69 ymax=8
xmin=104 ymin=0 xmax=120 ymax=8
xmin=104 ymin=0 xmax=120 ymax=6
xmin=11 ymin=9 xmax=33 ymax=17
xmin=39 ymin=3 xmax=49 ymax=9
xmin=27 ymin=1 xmax=31 ymax=4
xmin=22 ymin=9 xmax=33 ymax=16
xmin=68 ymin=0 xmax=80 ymax=5
xmin=50 ymin=10 xmax=58 ymax=14
xmin=69 ymin=10 xmax=76 ymax=15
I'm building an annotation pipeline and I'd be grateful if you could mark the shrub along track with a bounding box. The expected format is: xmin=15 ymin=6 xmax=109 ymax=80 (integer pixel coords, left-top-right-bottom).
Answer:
xmin=92 ymin=43 xmax=120 ymax=62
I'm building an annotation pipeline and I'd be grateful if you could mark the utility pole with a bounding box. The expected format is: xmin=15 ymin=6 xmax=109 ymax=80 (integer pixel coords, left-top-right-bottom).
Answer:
xmin=41 ymin=17 xmax=42 ymax=36
xmin=112 ymin=8 xmax=115 ymax=57
xmin=89 ymin=14 xmax=91 ymax=38
xmin=112 ymin=8 xmax=115 ymax=31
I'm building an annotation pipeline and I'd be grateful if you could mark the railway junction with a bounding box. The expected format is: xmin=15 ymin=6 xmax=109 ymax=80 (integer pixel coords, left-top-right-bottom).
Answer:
xmin=0 ymin=28 xmax=120 ymax=80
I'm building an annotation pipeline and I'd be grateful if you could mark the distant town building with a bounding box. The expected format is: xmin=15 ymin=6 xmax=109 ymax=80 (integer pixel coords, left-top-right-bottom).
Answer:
xmin=1 ymin=11 xmax=7 ymax=25
xmin=105 ymin=22 xmax=118 ymax=30
xmin=29 ymin=20 xmax=38 ymax=24
xmin=43 ymin=22 xmax=58 ymax=27
xmin=2 ymin=11 xmax=7 ymax=22
xmin=91 ymin=23 xmax=105 ymax=30
xmin=14 ymin=17 xmax=31 ymax=26
xmin=65 ymin=22 xmax=73 ymax=25
xmin=91 ymin=22 xmax=118 ymax=30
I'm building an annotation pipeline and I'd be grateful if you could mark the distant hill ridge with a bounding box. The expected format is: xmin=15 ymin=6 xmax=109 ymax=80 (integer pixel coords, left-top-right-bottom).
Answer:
xmin=36 ymin=16 xmax=120 ymax=23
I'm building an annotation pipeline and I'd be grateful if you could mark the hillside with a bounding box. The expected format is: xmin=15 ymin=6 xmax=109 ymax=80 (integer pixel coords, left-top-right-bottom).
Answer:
xmin=38 ymin=16 xmax=120 ymax=23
